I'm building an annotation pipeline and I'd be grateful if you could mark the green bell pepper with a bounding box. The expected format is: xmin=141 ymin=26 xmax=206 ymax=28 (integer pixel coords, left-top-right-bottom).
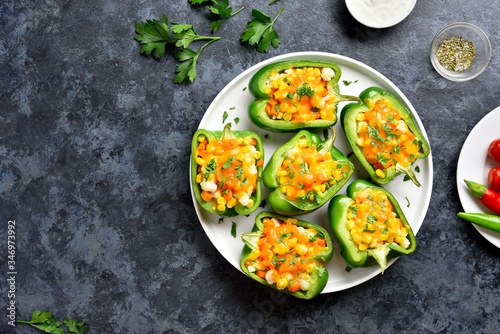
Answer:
xmin=328 ymin=179 xmax=416 ymax=273
xmin=240 ymin=211 xmax=333 ymax=299
xmin=262 ymin=128 xmax=354 ymax=216
xmin=191 ymin=123 xmax=264 ymax=217
xmin=248 ymin=60 xmax=360 ymax=132
xmin=340 ymin=87 xmax=430 ymax=186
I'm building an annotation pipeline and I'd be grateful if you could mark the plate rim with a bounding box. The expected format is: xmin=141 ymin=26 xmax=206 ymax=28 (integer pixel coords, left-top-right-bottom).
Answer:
xmin=190 ymin=51 xmax=434 ymax=292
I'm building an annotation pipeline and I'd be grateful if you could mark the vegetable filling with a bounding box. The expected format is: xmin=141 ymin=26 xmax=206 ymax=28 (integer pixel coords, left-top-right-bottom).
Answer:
xmin=244 ymin=217 xmax=328 ymax=292
xmin=347 ymin=188 xmax=410 ymax=251
xmin=195 ymin=135 xmax=263 ymax=212
xmin=264 ymin=67 xmax=337 ymax=123
xmin=278 ymin=139 xmax=349 ymax=203
xmin=356 ymin=99 xmax=422 ymax=178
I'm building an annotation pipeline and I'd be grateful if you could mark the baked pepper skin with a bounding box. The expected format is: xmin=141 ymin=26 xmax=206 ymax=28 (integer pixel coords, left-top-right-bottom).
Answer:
xmin=263 ymin=129 xmax=354 ymax=216
xmin=328 ymin=179 xmax=416 ymax=273
xmin=240 ymin=211 xmax=333 ymax=299
xmin=248 ymin=60 xmax=360 ymax=132
xmin=191 ymin=124 xmax=264 ymax=218
xmin=341 ymin=87 xmax=430 ymax=186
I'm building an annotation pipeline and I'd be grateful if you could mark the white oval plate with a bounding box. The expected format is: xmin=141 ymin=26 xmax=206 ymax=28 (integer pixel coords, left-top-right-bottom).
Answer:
xmin=190 ymin=52 xmax=433 ymax=293
xmin=456 ymin=106 xmax=500 ymax=248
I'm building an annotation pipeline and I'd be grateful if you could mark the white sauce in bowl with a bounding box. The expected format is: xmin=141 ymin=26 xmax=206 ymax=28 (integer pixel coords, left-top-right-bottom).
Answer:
xmin=346 ymin=0 xmax=417 ymax=28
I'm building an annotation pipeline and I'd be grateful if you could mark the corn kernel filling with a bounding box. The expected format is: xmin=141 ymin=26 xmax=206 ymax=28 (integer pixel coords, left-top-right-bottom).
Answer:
xmin=195 ymin=136 xmax=262 ymax=211
xmin=278 ymin=140 xmax=349 ymax=203
xmin=264 ymin=67 xmax=337 ymax=124
xmin=347 ymin=188 xmax=410 ymax=251
xmin=357 ymin=99 xmax=422 ymax=169
xmin=244 ymin=217 xmax=329 ymax=292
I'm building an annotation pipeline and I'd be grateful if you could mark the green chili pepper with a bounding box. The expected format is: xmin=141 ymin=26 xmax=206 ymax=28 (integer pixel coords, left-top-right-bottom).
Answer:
xmin=248 ymin=60 xmax=360 ymax=132
xmin=262 ymin=128 xmax=354 ymax=216
xmin=328 ymin=179 xmax=416 ymax=273
xmin=240 ymin=211 xmax=333 ymax=299
xmin=457 ymin=212 xmax=500 ymax=233
xmin=340 ymin=87 xmax=430 ymax=186
xmin=191 ymin=124 xmax=264 ymax=217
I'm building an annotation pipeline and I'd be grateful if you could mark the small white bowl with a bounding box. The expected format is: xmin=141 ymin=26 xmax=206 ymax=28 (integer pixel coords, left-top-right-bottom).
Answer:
xmin=430 ymin=22 xmax=491 ymax=82
xmin=345 ymin=0 xmax=417 ymax=29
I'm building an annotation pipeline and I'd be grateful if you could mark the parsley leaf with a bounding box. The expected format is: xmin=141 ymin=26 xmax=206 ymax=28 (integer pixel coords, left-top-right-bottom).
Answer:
xmin=134 ymin=14 xmax=220 ymax=84
xmin=241 ymin=7 xmax=284 ymax=53
xmin=208 ymin=0 xmax=244 ymax=33
xmin=18 ymin=310 xmax=85 ymax=334
xmin=231 ymin=222 xmax=237 ymax=238
xmin=189 ymin=0 xmax=211 ymax=4
xmin=134 ymin=14 xmax=176 ymax=59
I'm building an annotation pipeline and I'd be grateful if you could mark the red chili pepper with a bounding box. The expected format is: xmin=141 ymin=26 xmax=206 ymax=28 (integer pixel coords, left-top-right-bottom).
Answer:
xmin=464 ymin=180 xmax=500 ymax=215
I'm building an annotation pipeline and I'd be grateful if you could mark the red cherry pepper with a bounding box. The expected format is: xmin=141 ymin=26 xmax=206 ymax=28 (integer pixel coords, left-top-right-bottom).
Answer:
xmin=464 ymin=180 xmax=500 ymax=216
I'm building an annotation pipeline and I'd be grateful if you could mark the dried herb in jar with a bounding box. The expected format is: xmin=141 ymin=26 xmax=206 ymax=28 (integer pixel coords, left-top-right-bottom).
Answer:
xmin=436 ymin=36 xmax=476 ymax=72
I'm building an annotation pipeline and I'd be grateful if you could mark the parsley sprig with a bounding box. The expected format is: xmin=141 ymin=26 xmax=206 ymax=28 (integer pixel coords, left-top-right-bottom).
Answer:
xmin=134 ymin=14 xmax=220 ymax=84
xmin=241 ymin=7 xmax=284 ymax=53
xmin=208 ymin=0 xmax=245 ymax=33
xmin=18 ymin=310 xmax=85 ymax=334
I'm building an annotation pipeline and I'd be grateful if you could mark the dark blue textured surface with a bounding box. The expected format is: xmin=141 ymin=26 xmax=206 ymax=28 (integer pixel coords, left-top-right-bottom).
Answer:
xmin=1 ymin=0 xmax=500 ymax=333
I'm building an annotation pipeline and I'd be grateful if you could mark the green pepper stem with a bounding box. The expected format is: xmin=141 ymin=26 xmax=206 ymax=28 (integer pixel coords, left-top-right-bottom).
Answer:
xmin=367 ymin=244 xmax=391 ymax=274
xmin=464 ymin=180 xmax=487 ymax=199
xmin=241 ymin=231 xmax=261 ymax=251
xmin=335 ymin=93 xmax=362 ymax=104
xmin=318 ymin=127 xmax=336 ymax=154
xmin=221 ymin=123 xmax=236 ymax=140
xmin=395 ymin=164 xmax=421 ymax=187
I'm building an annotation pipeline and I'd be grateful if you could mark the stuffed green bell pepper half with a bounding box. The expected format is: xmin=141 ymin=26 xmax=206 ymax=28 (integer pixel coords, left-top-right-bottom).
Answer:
xmin=248 ymin=60 xmax=360 ymax=132
xmin=262 ymin=128 xmax=354 ymax=216
xmin=191 ymin=124 xmax=264 ymax=217
xmin=241 ymin=211 xmax=333 ymax=299
xmin=328 ymin=179 xmax=416 ymax=273
xmin=341 ymin=87 xmax=430 ymax=186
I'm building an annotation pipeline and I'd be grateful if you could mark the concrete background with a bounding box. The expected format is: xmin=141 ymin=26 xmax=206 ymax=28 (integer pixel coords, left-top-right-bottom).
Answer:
xmin=1 ymin=0 xmax=500 ymax=333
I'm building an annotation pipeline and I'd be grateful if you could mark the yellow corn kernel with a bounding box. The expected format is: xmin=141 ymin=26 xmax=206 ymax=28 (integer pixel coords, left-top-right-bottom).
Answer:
xmin=382 ymin=99 xmax=391 ymax=108
xmin=271 ymin=79 xmax=278 ymax=89
xmin=287 ymin=237 xmax=298 ymax=248
xmin=227 ymin=198 xmax=237 ymax=208
xmin=283 ymin=113 xmax=292 ymax=121
xmin=276 ymin=278 xmax=288 ymax=290
xmin=388 ymin=229 xmax=399 ymax=238
xmin=352 ymin=233 xmax=362 ymax=244
xmin=356 ymin=113 xmax=365 ymax=121
xmin=196 ymin=174 xmax=203 ymax=183
xmin=246 ymin=199 xmax=254 ymax=208
xmin=280 ymin=102 xmax=289 ymax=112
xmin=329 ymin=179 xmax=337 ymax=185
xmin=309 ymin=194 xmax=314 ymax=201
xmin=387 ymin=236 xmax=395 ymax=243
xmin=195 ymin=157 xmax=205 ymax=165
xmin=395 ymin=236 xmax=405 ymax=245
xmin=362 ymin=233 xmax=373 ymax=244
xmin=298 ymin=139 xmax=307 ymax=148
xmin=296 ymin=244 xmax=308 ymax=256
xmin=217 ymin=197 xmax=226 ymax=205
xmin=358 ymin=243 xmax=368 ymax=251
xmin=264 ymin=86 xmax=272 ymax=94
xmin=400 ymin=227 xmax=408 ymax=237
xmin=276 ymin=113 xmax=283 ymax=120
xmin=375 ymin=169 xmax=385 ymax=178
xmin=400 ymin=134 xmax=407 ymax=142
xmin=347 ymin=219 xmax=356 ymax=230
xmin=198 ymin=135 xmax=206 ymax=142
xmin=217 ymin=204 xmax=226 ymax=211
xmin=364 ymin=98 xmax=375 ymax=110
xmin=273 ymin=243 xmax=289 ymax=255
xmin=356 ymin=138 xmax=364 ymax=147
xmin=288 ymin=107 xmax=298 ymax=114
xmin=243 ymin=136 xmax=253 ymax=145
xmin=347 ymin=211 xmax=354 ymax=220
xmin=306 ymin=263 xmax=315 ymax=273
xmin=281 ymin=186 xmax=287 ymax=194
xmin=320 ymin=110 xmax=327 ymax=119
xmin=248 ymin=248 xmax=260 ymax=261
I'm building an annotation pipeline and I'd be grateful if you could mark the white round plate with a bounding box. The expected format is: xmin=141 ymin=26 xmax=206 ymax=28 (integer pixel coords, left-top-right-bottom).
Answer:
xmin=190 ymin=51 xmax=433 ymax=293
xmin=456 ymin=106 xmax=500 ymax=248
xmin=345 ymin=0 xmax=417 ymax=29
